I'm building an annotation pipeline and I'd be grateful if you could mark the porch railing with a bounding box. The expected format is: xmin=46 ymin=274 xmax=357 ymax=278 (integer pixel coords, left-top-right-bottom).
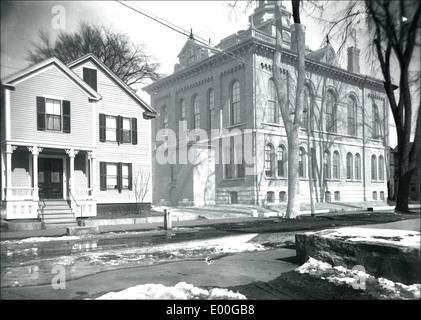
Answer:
xmin=68 ymin=189 xmax=82 ymax=218
xmin=5 ymin=187 xmax=34 ymax=200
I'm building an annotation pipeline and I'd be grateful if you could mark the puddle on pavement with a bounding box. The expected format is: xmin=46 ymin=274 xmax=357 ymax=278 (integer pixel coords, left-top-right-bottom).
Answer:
xmin=1 ymin=228 xmax=288 ymax=288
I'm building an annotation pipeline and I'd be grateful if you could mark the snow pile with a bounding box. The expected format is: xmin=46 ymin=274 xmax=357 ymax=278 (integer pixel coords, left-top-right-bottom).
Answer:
xmin=96 ymin=281 xmax=247 ymax=300
xmin=296 ymin=257 xmax=421 ymax=300
xmin=2 ymin=235 xmax=79 ymax=244
xmin=319 ymin=227 xmax=420 ymax=247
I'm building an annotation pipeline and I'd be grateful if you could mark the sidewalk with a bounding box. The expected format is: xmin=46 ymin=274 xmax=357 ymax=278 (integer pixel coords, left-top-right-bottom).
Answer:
xmin=1 ymin=201 xmax=419 ymax=241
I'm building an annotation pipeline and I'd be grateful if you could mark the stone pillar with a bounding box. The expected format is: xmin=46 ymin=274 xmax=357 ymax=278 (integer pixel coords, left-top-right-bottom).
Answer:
xmin=5 ymin=145 xmax=17 ymax=199
xmin=28 ymin=146 xmax=43 ymax=200
xmin=66 ymin=149 xmax=79 ymax=197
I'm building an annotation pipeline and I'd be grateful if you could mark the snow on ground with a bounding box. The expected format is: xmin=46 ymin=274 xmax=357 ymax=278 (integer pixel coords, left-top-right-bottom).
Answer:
xmin=313 ymin=227 xmax=420 ymax=247
xmin=95 ymin=281 xmax=247 ymax=300
xmin=2 ymin=235 xmax=80 ymax=244
xmin=296 ymin=257 xmax=421 ymax=300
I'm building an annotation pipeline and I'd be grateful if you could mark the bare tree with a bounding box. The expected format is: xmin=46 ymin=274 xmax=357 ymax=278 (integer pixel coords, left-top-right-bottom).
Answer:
xmin=27 ymin=21 xmax=161 ymax=88
xmin=317 ymin=0 xmax=420 ymax=213
xmin=133 ymin=169 xmax=151 ymax=213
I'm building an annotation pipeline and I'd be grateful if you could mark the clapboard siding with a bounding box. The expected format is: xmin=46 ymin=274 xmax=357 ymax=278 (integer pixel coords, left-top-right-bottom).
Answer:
xmin=71 ymin=60 xmax=153 ymax=204
xmin=10 ymin=66 xmax=94 ymax=147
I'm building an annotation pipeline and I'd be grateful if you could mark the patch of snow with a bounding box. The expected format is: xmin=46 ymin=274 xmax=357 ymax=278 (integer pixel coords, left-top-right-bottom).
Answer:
xmin=310 ymin=228 xmax=420 ymax=247
xmin=296 ymin=257 xmax=421 ymax=300
xmin=95 ymin=281 xmax=247 ymax=300
xmin=2 ymin=236 xmax=79 ymax=244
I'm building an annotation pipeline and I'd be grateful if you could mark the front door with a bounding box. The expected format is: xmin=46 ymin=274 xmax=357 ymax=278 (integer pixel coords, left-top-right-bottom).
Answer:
xmin=38 ymin=158 xmax=63 ymax=199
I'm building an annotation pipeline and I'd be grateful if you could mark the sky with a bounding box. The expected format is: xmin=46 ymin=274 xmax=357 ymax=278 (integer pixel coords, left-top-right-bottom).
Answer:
xmin=1 ymin=0 xmax=412 ymax=147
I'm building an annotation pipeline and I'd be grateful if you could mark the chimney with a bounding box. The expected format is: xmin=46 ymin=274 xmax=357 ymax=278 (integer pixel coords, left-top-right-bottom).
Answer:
xmin=347 ymin=46 xmax=360 ymax=73
xmin=290 ymin=24 xmax=306 ymax=53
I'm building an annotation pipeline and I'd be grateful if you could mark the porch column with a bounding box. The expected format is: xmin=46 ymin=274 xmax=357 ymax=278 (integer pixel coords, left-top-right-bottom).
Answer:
xmin=28 ymin=146 xmax=43 ymax=200
xmin=66 ymin=149 xmax=79 ymax=197
xmin=87 ymin=151 xmax=96 ymax=199
xmin=5 ymin=144 xmax=17 ymax=199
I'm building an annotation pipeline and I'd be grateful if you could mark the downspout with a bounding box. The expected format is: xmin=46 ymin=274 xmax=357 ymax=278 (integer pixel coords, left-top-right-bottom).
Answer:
xmin=253 ymin=44 xmax=259 ymax=205
xmin=362 ymin=77 xmax=367 ymax=201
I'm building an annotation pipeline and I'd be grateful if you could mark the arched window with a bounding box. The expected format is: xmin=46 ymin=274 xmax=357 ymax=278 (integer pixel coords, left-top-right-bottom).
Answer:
xmin=346 ymin=152 xmax=353 ymax=180
xmin=192 ymin=95 xmax=200 ymax=129
xmin=277 ymin=144 xmax=286 ymax=177
xmin=299 ymin=147 xmax=306 ymax=178
xmin=347 ymin=96 xmax=357 ymax=136
xmin=265 ymin=144 xmax=274 ymax=177
xmin=326 ymin=90 xmax=337 ymax=133
xmin=267 ymin=79 xmax=277 ymax=123
xmin=279 ymin=191 xmax=287 ymax=202
xmin=371 ymin=155 xmax=377 ymax=180
xmin=378 ymin=155 xmax=384 ymax=181
xmin=207 ymin=89 xmax=214 ymax=130
xmin=162 ymin=105 xmax=168 ymax=129
xmin=266 ymin=191 xmax=274 ymax=203
xmin=372 ymin=104 xmax=380 ymax=139
xmin=324 ymin=151 xmax=331 ymax=179
xmin=231 ymin=81 xmax=241 ymax=125
xmin=332 ymin=151 xmax=340 ymax=179
xmin=355 ymin=153 xmax=361 ymax=180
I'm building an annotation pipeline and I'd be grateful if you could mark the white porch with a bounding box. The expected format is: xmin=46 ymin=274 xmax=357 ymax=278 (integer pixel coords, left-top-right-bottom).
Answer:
xmin=1 ymin=143 xmax=97 ymax=220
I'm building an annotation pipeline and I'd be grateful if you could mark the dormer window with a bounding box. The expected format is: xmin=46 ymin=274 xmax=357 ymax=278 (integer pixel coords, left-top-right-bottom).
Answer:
xmin=83 ymin=67 xmax=98 ymax=91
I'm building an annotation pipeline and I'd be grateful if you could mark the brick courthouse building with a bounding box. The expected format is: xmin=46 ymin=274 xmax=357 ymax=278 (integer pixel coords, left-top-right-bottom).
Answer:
xmin=144 ymin=1 xmax=389 ymax=206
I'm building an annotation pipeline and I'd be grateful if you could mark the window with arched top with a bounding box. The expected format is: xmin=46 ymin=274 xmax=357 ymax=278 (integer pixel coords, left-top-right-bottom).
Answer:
xmin=277 ymin=144 xmax=286 ymax=177
xmin=231 ymin=81 xmax=241 ymax=125
xmin=207 ymin=89 xmax=214 ymax=130
xmin=355 ymin=153 xmax=361 ymax=180
xmin=371 ymin=155 xmax=377 ymax=180
xmin=346 ymin=152 xmax=353 ymax=180
xmin=299 ymin=147 xmax=306 ymax=178
xmin=326 ymin=90 xmax=337 ymax=133
xmin=378 ymin=155 xmax=384 ymax=181
xmin=179 ymin=99 xmax=186 ymax=121
xmin=332 ymin=151 xmax=340 ymax=179
xmin=347 ymin=96 xmax=357 ymax=136
xmin=267 ymin=79 xmax=277 ymax=123
xmin=265 ymin=144 xmax=274 ymax=177
xmin=192 ymin=95 xmax=200 ymax=129
xmin=162 ymin=105 xmax=168 ymax=129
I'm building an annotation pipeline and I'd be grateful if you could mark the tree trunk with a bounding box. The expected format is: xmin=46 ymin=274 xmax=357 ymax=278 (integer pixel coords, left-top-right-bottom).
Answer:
xmin=286 ymin=128 xmax=301 ymax=218
xmin=395 ymin=168 xmax=412 ymax=213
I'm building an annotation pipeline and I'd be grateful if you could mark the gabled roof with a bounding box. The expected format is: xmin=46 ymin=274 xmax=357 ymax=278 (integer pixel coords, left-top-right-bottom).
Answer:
xmin=68 ymin=54 xmax=157 ymax=118
xmin=1 ymin=57 xmax=102 ymax=102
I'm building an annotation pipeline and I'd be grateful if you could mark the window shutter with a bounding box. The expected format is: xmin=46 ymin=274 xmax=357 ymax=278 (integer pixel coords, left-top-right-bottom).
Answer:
xmin=128 ymin=163 xmax=133 ymax=190
xmin=63 ymin=100 xmax=71 ymax=133
xmin=131 ymin=118 xmax=138 ymax=145
xmin=117 ymin=162 xmax=123 ymax=193
xmin=90 ymin=69 xmax=97 ymax=91
xmin=116 ymin=116 xmax=123 ymax=144
xmin=99 ymin=113 xmax=106 ymax=142
xmin=36 ymin=96 xmax=46 ymax=131
xmin=83 ymin=67 xmax=98 ymax=91
xmin=100 ymin=162 xmax=107 ymax=190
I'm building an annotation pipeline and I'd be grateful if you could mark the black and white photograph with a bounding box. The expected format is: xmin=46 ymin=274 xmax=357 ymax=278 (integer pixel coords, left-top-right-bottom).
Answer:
xmin=0 ymin=0 xmax=420 ymax=310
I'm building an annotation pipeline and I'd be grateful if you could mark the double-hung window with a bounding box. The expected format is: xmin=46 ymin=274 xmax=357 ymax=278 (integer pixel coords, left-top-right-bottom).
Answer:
xmin=100 ymin=162 xmax=132 ymax=192
xmin=36 ymin=96 xmax=71 ymax=133
xmin=99 ymin=113 xmax=137 ymax=145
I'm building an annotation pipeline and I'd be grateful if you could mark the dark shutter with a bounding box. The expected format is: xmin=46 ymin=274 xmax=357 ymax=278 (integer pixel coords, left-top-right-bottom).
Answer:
xmin=83 ymin=67 xmax=98 ymax=91
xmin=99 ymin=113 xmax=106 ymax=142
xmin=62 ymin=100 xmax=71 ymax=133
xmin=90 ymin=69 xmax=97 ymax=91
xmin=36 ymin=96 xmax=45 ymax=131
xmin=128 ymin=163 xmax=133 ymax=190
xmin=116 ymin=116 xmax=123 ymax=144
xmin=131 ymin=118 xmax=138 ymax=145
xmin=117 ymin=162 xmax=122 ymax=193
xmin=99 ymin=162 xmax=107 ymax=190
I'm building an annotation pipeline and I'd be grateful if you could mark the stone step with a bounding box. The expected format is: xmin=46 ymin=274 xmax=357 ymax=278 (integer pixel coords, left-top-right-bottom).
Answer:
xmin=40 ymin=213 xmax=74 ymax=220
xmin=41 ymin=208 xmax=73 ymax=214
xmin=44 ymin=222 xmax=79 ymax=229
xmin=42 ymin=217 xmax=76 ymax=224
